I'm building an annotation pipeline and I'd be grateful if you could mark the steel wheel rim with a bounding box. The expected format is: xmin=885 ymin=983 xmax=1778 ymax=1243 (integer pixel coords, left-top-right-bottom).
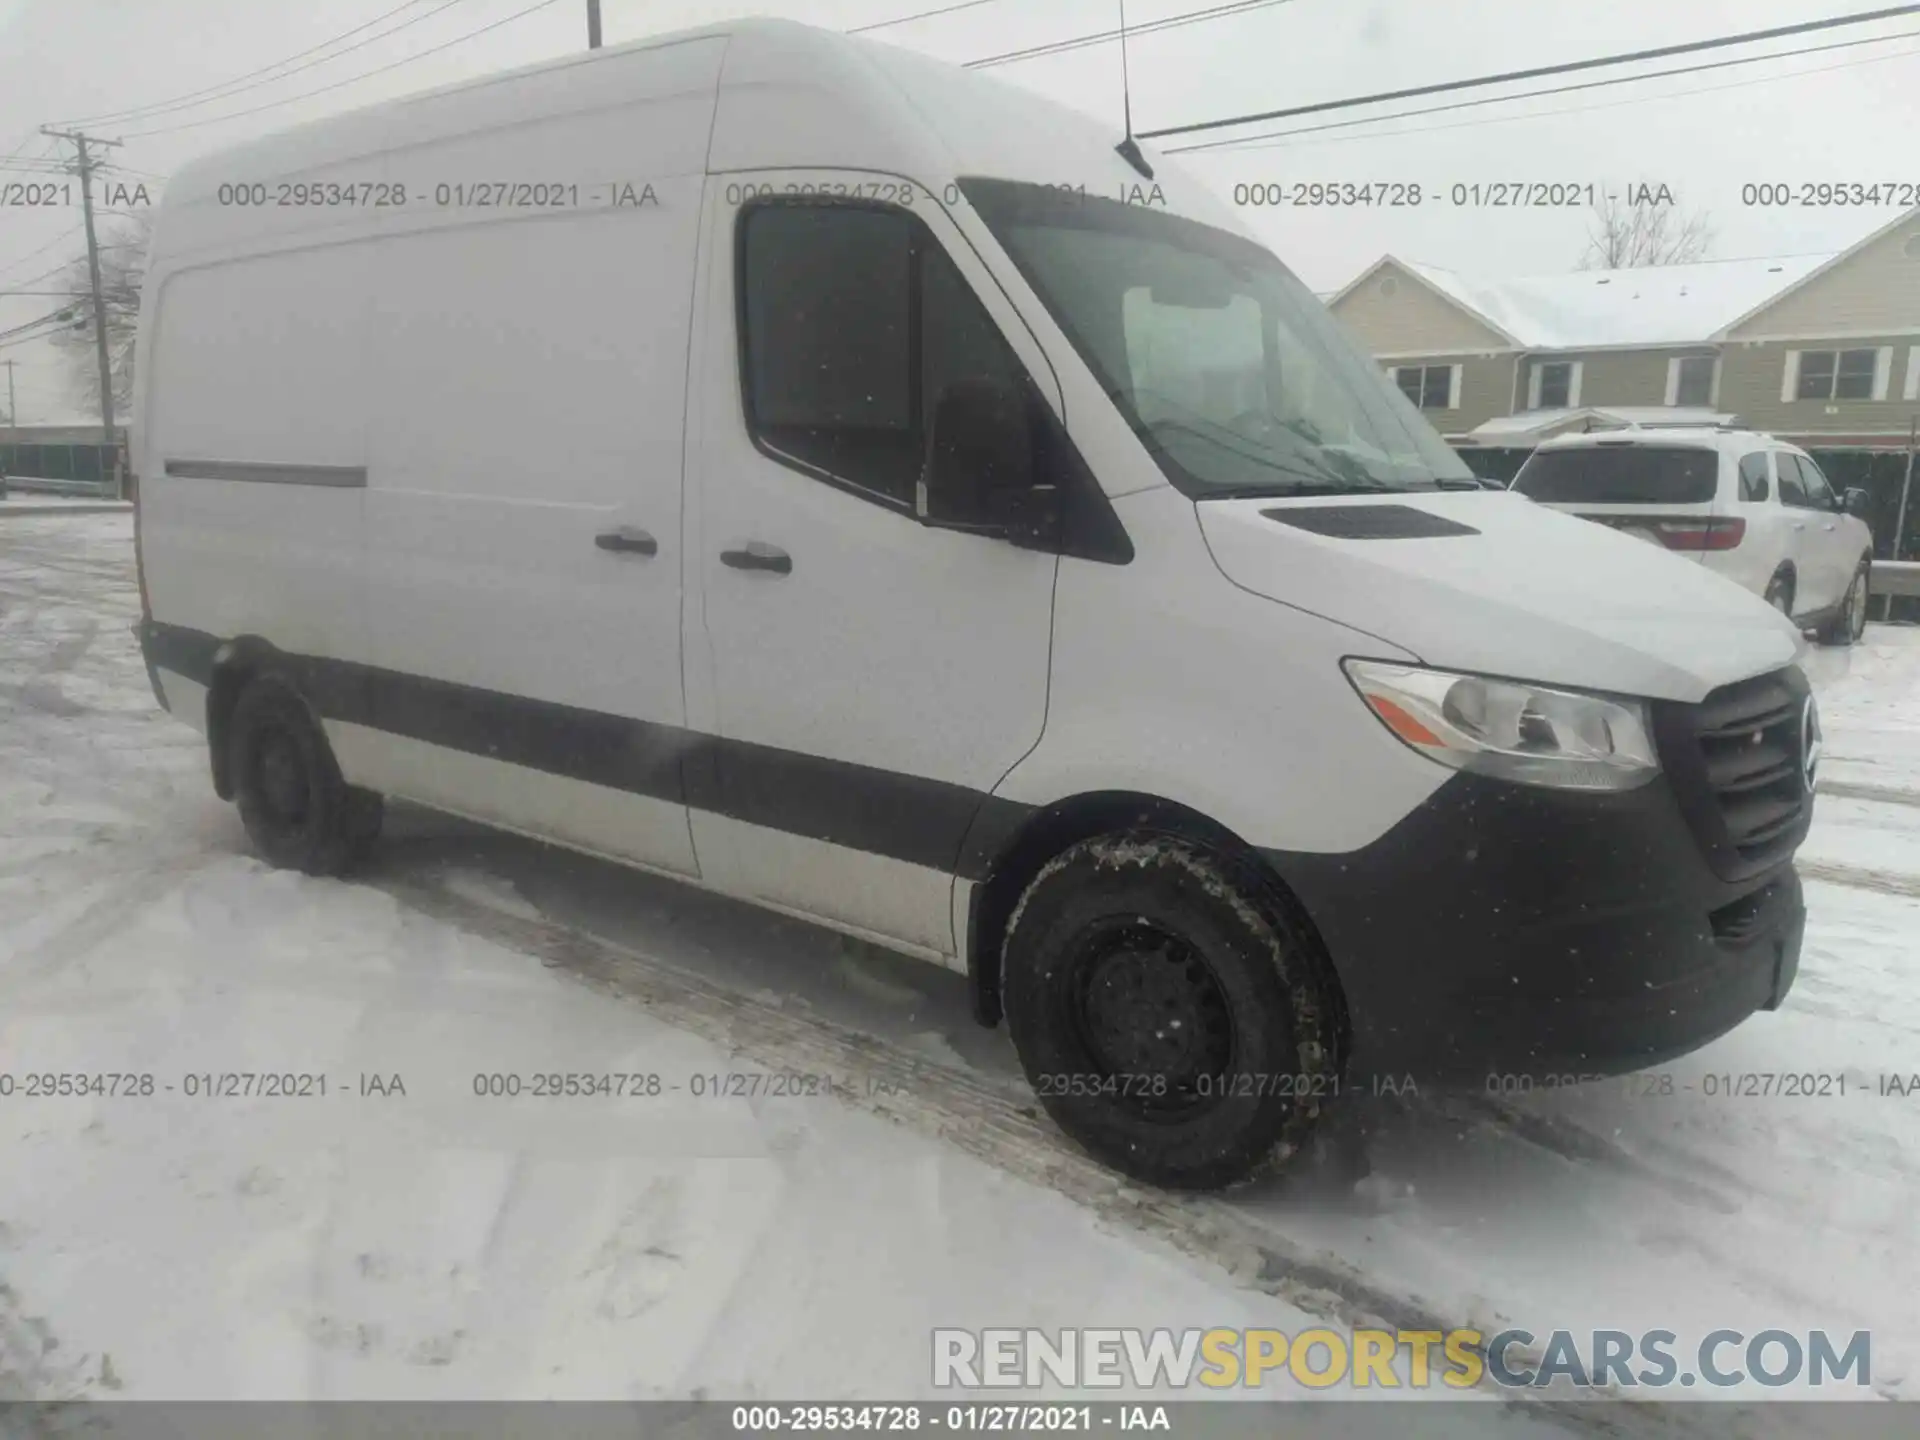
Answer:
xmin=252 ymin=729 xmax=310 ymax=828
xmin=1065 ymin=918 xmax=1236 ymax=1119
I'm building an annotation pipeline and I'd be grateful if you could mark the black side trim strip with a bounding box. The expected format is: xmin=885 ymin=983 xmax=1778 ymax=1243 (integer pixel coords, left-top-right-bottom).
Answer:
xmin=143 ymin=621 xmax=1033 ymax=882
xmin=164 ymin=460 xmax=367 ymax=488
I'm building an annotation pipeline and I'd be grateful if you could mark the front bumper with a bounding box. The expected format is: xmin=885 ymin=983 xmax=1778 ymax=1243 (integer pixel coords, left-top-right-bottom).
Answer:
xmin=1264 ymin=766 xmax=1807 ymax=1085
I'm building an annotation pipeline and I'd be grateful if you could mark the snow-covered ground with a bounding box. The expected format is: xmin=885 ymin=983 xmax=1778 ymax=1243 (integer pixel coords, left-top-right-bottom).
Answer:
xmin=2 ymin=513 xmax=1915 ymax=1427
xmin=0 ymin=495 xmax=129 ymax=518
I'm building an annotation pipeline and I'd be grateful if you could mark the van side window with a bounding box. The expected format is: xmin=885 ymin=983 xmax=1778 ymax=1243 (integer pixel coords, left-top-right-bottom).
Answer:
xmin=1738 ymin=453 xmax=1771 ymax=503
xmin=739 ymin=201 xmax=1031 ymax=512
xmin=1776 ymin=453 xmax=1811 ymax=508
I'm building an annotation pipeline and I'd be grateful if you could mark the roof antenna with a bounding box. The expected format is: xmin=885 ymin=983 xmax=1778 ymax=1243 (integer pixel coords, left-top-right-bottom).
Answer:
xmin=1114 ymin=0 xmax=1154 ymax=180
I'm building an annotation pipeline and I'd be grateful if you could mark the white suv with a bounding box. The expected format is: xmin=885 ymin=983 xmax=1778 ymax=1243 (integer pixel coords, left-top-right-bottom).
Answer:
xmin=1511 ymin=427 xmax=1875 ymax=645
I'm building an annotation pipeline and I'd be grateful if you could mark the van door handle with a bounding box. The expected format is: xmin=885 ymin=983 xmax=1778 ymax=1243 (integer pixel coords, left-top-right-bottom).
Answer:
xmin=596 ymin=527 xmax=658 ymax=556
xmin=720 ymin=542 xmax=792 ymax=575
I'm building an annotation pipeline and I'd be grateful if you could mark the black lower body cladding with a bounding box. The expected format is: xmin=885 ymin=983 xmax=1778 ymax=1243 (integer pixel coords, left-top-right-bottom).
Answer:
xmin=1264 ymin=767 xmax=1808 ymax=1085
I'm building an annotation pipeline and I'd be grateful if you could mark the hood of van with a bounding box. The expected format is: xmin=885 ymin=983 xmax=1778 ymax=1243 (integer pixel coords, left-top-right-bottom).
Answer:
xmin=1196 ymin=491 xmax=1803 ymax=705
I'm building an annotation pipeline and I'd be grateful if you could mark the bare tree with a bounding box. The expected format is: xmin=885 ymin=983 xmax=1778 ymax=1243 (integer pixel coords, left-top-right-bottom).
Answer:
xmin=1578 ymin=184 xmax=1714 ymax=270
xmin=50 ymin=211 xmax=151 ymax=415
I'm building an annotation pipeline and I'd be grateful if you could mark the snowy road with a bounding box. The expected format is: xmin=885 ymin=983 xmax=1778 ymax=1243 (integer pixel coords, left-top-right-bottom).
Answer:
xmin=1 ymin=513 xmax=1914 ymax=1427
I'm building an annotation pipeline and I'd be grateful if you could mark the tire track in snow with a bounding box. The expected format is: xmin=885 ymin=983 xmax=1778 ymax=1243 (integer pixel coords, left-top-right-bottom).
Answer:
xmin=1799 ymin=858 xmax=1920 ymax=901
xmin=1817 ymin=779 xmax=1920 ymax=809
xmin=0 ymin=847 xmax=210 ymax=992
xmin=378 ymin=870 xmax=1759 ymax=1438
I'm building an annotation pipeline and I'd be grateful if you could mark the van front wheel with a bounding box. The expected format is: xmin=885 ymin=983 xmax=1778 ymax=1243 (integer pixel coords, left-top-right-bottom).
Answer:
xmin=1002 ymin=832 xmax=1342 ymax=1190
xmin=228 ymin=673 xmax=383 ymax=875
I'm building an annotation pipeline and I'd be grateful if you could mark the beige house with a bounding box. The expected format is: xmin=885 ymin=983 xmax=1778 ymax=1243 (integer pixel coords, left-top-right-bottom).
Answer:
xmin=1326 ymin=207 xmax=1920 ymax=453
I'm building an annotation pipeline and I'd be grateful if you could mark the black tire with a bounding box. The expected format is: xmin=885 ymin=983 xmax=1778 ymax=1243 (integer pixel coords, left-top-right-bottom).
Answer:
xmin=1763 ymin=570 xmax=1795 ymax=621
xmin=1818 ymin=561 xmax=1870 ymax=647
xmin=228 ymin=672 xmax=383 ymax=875
xmin=1001 ymin=831 xmax=1344 ymax=1190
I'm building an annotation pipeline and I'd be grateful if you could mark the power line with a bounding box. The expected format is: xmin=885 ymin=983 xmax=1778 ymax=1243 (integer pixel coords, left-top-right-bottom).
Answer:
xmin=0 ymin=307 xmax=79 ymax=347
xmin=50 ymin=2 xmax=453 ymax=128
xmin=100 ymin=162 xmax=171 ymax=182
xmin=965 ymin=0 xmax=1299 ymax=70
xmin=117 ymin=0 xmax=569 ymax=139
xmin=850 ymin=0 xmax=1004 ymax=34
xmin=86 ymin=0 xmax=473 ymax=129
xmin=1168 ymin=24 xmax=1920 ymax=153
xmin=1134 ymin=3 xmax=1920 ymax=140
xmin=0 ymin=256 xmax=81 ymax=295
xmin=0 ymin=224 xmax=86 ymax=283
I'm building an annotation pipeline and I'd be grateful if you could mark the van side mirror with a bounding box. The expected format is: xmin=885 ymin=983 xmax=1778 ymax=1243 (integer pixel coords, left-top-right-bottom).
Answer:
xmin=918 ymin=378 xmax=1062 ymax=550
xmin=1843 ymin=487 xmax=1870 ymax=518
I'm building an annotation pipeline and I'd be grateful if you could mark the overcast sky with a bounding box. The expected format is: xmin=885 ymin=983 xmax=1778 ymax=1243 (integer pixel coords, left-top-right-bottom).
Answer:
xmin=2 ymin=0 xmax=1916 ymax=421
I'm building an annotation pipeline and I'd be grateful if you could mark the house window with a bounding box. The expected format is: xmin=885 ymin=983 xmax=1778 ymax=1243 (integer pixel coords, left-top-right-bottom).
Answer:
xmin=1796 ymin=348 xmax=1879 ymax=401
xmin=1535 ymin=361 xmax=1574 ymax=408
xmin=1672 ymin=355 xmax=1715 ymax=407
xmin=1394 ymin=364 xmax=1454 ymax=410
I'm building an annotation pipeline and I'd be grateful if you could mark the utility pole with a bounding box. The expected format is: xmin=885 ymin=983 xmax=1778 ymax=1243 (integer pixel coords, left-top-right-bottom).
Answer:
xmin=1891 ymin=416 xmax=1918 ymax=621
xmin=1 ymin=359 xmax=15 ymax=490
xmin=586 ymin=0 xmax=601 ymax=48
xmin=40 ymin=125 xmax=122 ymax=499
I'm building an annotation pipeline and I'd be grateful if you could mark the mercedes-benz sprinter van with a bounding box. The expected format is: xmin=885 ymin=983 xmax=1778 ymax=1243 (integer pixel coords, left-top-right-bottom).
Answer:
xmin=132 ymin=17 xmax=1815 ymax=1190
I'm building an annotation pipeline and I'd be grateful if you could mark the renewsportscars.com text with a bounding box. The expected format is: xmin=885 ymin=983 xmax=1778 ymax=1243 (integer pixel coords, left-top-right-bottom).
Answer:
xmin=932 ymin=1326 xmax=1872 ymax=1390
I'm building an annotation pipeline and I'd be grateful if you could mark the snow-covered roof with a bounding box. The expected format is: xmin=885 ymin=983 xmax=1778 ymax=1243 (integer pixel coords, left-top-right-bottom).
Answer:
xmin=1463 ymin=405 xmax=1739 ymax=446
xmin=1399 ymin=253 xmax=1835 ymax=351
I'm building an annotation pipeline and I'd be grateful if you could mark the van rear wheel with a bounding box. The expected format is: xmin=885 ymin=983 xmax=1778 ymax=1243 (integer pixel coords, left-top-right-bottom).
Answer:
xmin=1002 ymin=832 xmax=1343 ymax=1190
xmin=229 ymin=673 xmax=382 ymax=875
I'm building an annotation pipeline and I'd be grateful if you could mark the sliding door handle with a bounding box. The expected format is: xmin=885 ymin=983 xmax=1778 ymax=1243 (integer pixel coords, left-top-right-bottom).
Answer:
xmin=596 ymin=527 xmax=658 ymax=556
xmin=719 ymin=542 xmax=792 ymax=575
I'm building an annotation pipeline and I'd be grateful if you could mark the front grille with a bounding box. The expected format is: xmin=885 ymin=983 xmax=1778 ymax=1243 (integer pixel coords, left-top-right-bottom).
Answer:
xmin=1655 ymin=667 xmax=1811 ymax=880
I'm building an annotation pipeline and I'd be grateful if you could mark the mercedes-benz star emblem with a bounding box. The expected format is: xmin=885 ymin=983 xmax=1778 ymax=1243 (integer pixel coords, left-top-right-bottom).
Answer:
xmin=1801 ymin=695 xmax=1823 ymax=793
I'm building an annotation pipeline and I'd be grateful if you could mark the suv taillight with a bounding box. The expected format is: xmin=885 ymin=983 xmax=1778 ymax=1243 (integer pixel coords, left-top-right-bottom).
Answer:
xmin=1651 ymin=516 xmax=1745 ymax=551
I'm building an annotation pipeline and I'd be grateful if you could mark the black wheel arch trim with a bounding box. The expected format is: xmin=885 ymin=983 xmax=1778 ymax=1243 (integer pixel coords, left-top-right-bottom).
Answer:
xmin=958 ymin=790 xmax=1344 ymax=1034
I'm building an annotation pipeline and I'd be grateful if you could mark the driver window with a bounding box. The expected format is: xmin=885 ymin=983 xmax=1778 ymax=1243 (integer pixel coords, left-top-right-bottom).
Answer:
xmin=738 ymin=200 xmax=1033 ymax=514
xmin=1776 ymin=453 xmax=1812 ymax=508
xmin=1796 ymin=454 xmax=1837 ymax=508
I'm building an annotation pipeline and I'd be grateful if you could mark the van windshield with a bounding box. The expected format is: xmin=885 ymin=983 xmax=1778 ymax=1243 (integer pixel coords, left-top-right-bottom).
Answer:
xmin=958 ymin=177 xmax=1478 ymax=499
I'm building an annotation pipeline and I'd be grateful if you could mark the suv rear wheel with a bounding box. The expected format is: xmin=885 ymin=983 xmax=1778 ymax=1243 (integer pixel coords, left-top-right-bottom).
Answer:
xmin=1763 ymin=570 xmax=1795 ymax=620
xmin=1818 ymin=561 xmax=1870 ymax=647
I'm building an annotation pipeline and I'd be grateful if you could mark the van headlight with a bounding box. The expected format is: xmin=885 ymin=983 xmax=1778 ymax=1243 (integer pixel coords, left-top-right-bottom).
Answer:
xmin=1342 ymin=660 xmax=1659 ymax=792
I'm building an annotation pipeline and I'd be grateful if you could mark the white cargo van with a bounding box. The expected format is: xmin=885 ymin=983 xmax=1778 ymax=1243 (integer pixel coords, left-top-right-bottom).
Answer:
xmin=133 ymin=17 xmax=1818 ymax=1190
